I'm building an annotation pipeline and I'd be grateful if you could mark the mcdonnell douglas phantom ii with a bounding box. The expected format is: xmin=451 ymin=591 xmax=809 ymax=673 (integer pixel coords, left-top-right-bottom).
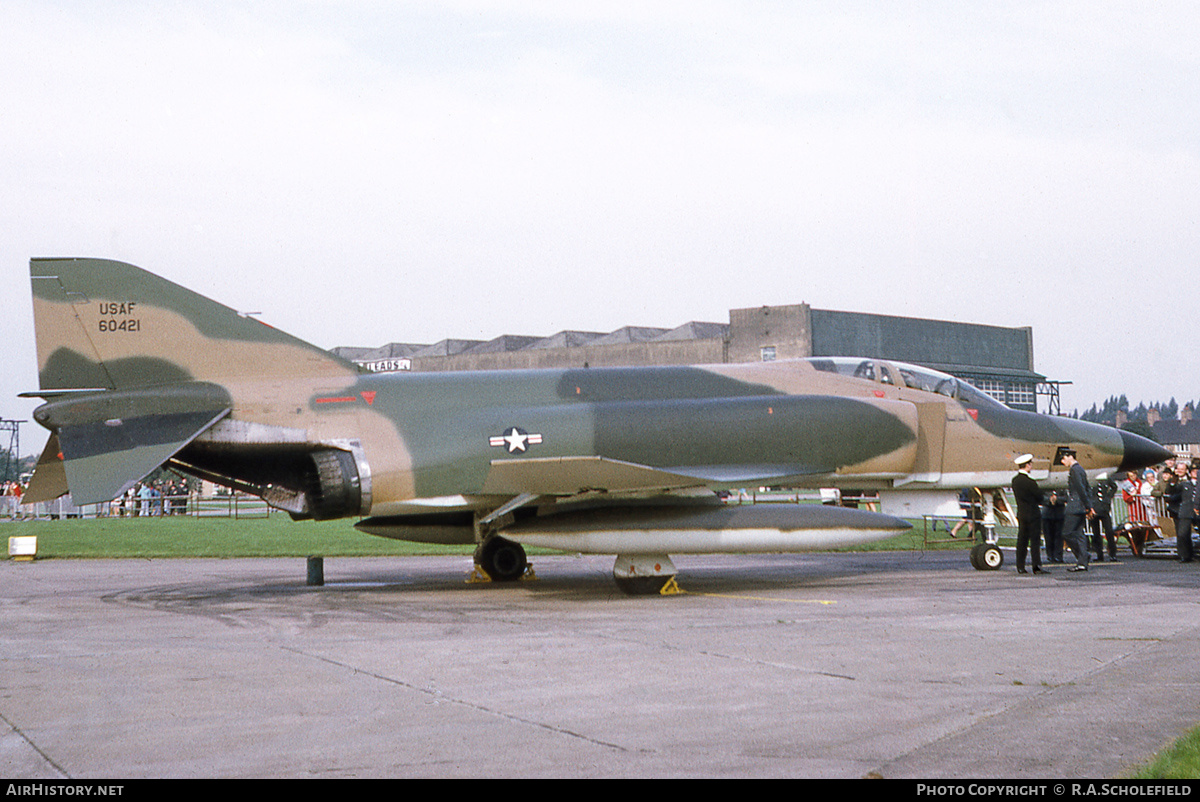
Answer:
xmin=22 ymin=259 xmax=1170 ymax=592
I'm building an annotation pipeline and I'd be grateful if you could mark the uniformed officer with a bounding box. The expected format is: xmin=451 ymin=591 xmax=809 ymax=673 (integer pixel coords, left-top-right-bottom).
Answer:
xmin=1061 ymin=449 xmax=1093 ymax=573
xmin=1089 ymin=472 xmax=1119 ymax=563
xmin=1042 ymin=489 xmax=1066 ymax=563
xmin=1011 ymin=454 xmax=1045 ymax=574
xmin=1166 ymin=462 xmax=1197 ymax=563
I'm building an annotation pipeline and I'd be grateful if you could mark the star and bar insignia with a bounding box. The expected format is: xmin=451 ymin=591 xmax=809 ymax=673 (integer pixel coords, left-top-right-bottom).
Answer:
xmin=489 ymin=427 xmax=543 ymax=453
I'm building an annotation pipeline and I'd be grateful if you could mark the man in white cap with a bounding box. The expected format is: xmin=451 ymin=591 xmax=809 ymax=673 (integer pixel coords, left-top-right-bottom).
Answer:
xmin=1011 ymin=454 xmax=1045 ymax=574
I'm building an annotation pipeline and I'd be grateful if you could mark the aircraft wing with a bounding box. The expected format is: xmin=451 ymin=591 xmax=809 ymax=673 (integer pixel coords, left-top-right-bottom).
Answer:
xmin=481 ymin=456 xmax=826 ymax=495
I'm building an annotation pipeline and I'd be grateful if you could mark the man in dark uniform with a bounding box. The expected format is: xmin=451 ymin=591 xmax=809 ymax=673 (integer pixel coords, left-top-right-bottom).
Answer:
xmin=1011 ymin=454 xmax=1045 ymax=574
xmin=1189 ymin=464 xmax=1199 ymax=562
xmin=1166 ymin=462 xmax=1197 ymax=563
xmin=1061 ymin=449 xmax=1093 ymax=573
xmin=1042 ymin=489 xmax=1066 ymax=563
xmin=1089 ymin=472 xmax=1119 ymax=563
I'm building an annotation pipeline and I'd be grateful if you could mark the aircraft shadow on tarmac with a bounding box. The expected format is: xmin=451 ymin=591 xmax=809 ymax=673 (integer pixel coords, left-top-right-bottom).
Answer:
xmin=97 ymin=553 xmax=895 ymax=615
xmin=95 ymin=551 xmax=1199 ymax=629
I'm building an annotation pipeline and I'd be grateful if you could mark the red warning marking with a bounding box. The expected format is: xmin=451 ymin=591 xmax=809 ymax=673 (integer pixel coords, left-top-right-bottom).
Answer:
xmin=874 ymin=390 xmax=886 ymax=398
xmin=967 ymin=408 xmax=979 ymax=421
xmin=361 ymin=391 xmax=376 ymax=405
xmin=316 ymin=396 xmax=356 ymax=404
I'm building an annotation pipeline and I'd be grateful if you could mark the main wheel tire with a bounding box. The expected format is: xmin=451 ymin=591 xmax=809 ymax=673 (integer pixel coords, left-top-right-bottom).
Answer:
xmin=478 ymin=537 xmax=528 ymax=582
xmin=971 ymin=543 xmax=1004 ymax=570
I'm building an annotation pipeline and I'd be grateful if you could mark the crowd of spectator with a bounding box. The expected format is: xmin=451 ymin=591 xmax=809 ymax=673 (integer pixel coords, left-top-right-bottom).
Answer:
xmin=1 ymin=480 xmax=24 ymax=518
xmin=1037 ymin=457 xmax=1198 ymax=566
xmin=109 ymin=479 xmax=192 ymax=517
xmin=1 ymin=476 xmax=194 ymax=519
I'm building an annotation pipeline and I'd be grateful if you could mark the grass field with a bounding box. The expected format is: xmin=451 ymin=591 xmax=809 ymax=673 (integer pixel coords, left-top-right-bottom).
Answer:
xmin=1 ymin=512 xmax=977 ymax=559
xmin=0 ymin=514 xmax=480 ymax=558
xmin=1127 ymin=725 xmax=1200 ymax=779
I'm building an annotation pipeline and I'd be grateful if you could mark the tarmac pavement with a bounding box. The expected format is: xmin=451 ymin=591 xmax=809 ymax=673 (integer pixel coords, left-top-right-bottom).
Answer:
xmin=1 ymin=549 xmax=1199 ymax=779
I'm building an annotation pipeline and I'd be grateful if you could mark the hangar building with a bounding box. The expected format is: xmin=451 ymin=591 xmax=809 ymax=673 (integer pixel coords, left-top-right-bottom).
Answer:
xmin=333 ymin=303 xmax=1058 ymax=414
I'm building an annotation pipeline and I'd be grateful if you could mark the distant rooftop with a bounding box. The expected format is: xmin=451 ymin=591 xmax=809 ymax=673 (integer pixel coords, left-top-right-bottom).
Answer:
xmin=1152 ymin=418 xmax=1200 ymax=446
xmin=463 ymin=335 xmax=545 ymax=355
xmin=335 ymin=319 xmax=729 ymax=362
xmin=588 ymin=326 xmax=672 ymax=346
xmin=527 ymin=330 xmax=605 ymax=350
xmin=412 ymin=339 xmax=485 ymax=358
xmin=330 ymin=342 xmax=428 ymax=362
xmin=657 ymin=321 xmax=731 ymax=342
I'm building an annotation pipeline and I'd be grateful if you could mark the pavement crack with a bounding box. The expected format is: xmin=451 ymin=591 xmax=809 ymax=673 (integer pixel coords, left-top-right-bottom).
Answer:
xmin=0 ymin=711 xmax=71 ymax=779
xmin=601 ymin=631 xmax=858 ymax=680
xmin=278 ymin=645 xmax=637 ymax=754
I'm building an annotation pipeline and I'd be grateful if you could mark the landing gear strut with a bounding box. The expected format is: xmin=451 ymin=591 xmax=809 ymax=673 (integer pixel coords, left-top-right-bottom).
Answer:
xmin=967 ymin=488 xmax=1004 ymax=571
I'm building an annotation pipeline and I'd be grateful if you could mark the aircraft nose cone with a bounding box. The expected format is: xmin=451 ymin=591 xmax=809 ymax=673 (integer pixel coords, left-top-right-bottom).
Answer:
xmin=1118 ymin=429 xmax=1173 ymax=472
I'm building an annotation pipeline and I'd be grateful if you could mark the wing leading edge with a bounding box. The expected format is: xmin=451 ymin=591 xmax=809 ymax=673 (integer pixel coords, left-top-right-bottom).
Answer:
xmin=482 ymin=455 xmax=827 ymax=495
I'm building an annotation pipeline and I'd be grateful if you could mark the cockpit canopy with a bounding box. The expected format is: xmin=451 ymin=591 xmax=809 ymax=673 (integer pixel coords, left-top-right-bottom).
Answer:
xmin=806 ymin=357 xmax=1007 ymax=409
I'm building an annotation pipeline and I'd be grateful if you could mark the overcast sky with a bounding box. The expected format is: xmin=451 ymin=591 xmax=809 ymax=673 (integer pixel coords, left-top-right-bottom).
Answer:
xmin=2 ymin=2 xmax=1197 ymax=454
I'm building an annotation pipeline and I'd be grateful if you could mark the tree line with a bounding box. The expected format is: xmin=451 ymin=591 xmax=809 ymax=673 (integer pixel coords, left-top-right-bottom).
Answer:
xmin=1076 ymin=395 xmax=1199 ymax=444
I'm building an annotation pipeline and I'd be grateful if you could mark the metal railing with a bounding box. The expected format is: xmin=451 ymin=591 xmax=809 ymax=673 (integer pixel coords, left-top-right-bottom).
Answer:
xmin=1 ymin=492 xmax=277 ymax=521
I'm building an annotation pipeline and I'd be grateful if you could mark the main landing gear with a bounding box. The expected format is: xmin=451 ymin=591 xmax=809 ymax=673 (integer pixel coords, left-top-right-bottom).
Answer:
xmin=471 ymin=498 xmax=535 ymax=584
xmin=470 ymin=503 xmax=683 ymax=594
xmin=473 ymin=535 xmax=530 ymax=583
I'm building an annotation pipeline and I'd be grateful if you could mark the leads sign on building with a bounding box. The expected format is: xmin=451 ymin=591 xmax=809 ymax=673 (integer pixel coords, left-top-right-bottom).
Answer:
xmin=364 ymin=358 xmax=411 ymax=373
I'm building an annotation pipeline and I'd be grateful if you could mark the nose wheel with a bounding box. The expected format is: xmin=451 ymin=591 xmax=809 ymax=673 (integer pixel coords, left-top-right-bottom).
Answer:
xmin=970 ymin=543 xmax=1004 ymax=570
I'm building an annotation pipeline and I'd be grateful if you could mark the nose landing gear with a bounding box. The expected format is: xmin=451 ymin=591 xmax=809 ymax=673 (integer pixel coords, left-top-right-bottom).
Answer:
xmin=970 ymin=542 xmax=1004 ymax=570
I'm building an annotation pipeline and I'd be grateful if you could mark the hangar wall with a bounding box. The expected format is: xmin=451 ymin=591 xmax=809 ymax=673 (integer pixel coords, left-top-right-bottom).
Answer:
xmin=809 ymin=309 xmax=1034 ymax=372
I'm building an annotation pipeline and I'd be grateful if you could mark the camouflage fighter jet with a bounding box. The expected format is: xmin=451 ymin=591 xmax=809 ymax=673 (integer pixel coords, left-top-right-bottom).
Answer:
xmin=22 ymin=259 xmax=1170 ymax=592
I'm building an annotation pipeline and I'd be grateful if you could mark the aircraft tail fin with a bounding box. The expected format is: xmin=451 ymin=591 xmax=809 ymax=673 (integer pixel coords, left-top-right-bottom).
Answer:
xmin=30 ymin=257 xmax=357 ymax=392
